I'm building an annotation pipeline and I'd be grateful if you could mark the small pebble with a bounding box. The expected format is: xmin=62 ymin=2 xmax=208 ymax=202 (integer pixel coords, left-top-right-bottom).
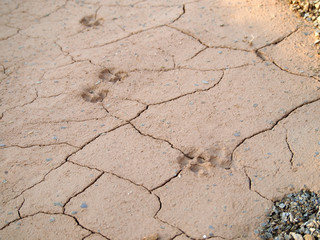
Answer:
xmin=80 ymin=202 xmax=88 ymax=208
xmin=0 ymin=144 xmax=6 ymax=147
xmin=279 ymin=203 xmax=286 ymax=208
xmin=304 ymin=234 xmax=315 ymax=240
xmin=53 ymin=202 xmax=63 ymax=207
xmin=71 ymin=211 xmax=78 ymax=215
xmin=46 ymin=158 xmax=53 ymax=162
xmin=202 ymin=80 xmax=209 ymax=84
xmin=233 ymin=132 xmax=240 ymax=137
xmin=49 ymin=217 xmax=55 ymax=222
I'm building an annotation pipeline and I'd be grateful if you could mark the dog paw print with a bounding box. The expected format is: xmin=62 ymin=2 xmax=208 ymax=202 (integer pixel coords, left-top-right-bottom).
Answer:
xmin=81 ymin=87 xmax=108 ymax=103
xmin=178 ymin=143 xmax=232 ymax=176
xmin=80 ymin=15 xmax=103 ymax=27
xmin=99 ymin=68 xmax=127 ymax=83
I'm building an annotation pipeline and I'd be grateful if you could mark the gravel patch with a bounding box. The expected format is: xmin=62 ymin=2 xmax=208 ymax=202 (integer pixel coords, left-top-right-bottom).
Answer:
xmin=258 ymin=189 xmax=320 ymax=240
xmin=288 ymin=0 xmax=320 ymax=53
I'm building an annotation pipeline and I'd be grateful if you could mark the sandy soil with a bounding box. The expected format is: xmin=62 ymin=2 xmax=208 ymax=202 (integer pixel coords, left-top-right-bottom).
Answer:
xmin=1 ymin=0 xmax=320 ymax=239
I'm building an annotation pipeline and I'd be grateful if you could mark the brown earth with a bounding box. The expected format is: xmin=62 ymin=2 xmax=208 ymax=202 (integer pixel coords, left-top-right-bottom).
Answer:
xmin=0 ymin=0 xmax=320 ymax=240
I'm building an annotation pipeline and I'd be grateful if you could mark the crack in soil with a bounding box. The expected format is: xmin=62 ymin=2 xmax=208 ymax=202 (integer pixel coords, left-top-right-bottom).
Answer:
xmin=40 ymin=0 xmax=69 ymax=20
xmin=231 ymin=96 xmax=320 ymax=167
xmin=55 ymin=40 xmax=76 ymax=62
xmin=254 ymin=48 xmax=319 ymax=80
xmin=68 ymin=4 xmax=188 ymax=50
xmin=170 ymin=24 xmax=301 ymax=56
xmin=2 ymin=0 xmax=68 ymax=41
xmin=0 ymin=88 xmax=38 ymax=119
xmin=63 ymin=172 xmax=104 ymax=210
xmin=131 ymin=70 xmax=224 ymax=107
xmin=64 ymin=212 xmax=111 ymax=240
xmin=81 ymin=24 xmax=166 ymax=50
xmin=68 ymin=157 xmax=154 ymax=194
xmin=82 ymin=233 xmax=110 ymax=240
xmin=8 ymin=123 xmax=128 ymax=204
xmin=0 ymin=197 xmax=25 ymax=230
xmin=285 ymin=129 xmax=295 ymax=169
xmin=153 ymin=192 xmax=219 ymax=240
xmin=97 ymin=0 xmax=147 ymax=8
xmin=0 ymin=64 xmax=6 ymax=74
xmin=59 ymin=169 xmax=169 ymax=238
xmin=10 ymin=161 xmax=69 ymax=203
xmin=256 ymin=27 xmax=300 ymax=51
xmin=151 ymin=169 xmax=182 ymax=192
xmin=171 ymin=4 xmax=185 ymax=24
xmin=0 ymin=28 xmax=20 ymax=41
xmin=179 ymin=62 xmax=258 ymax=72
xmin=23 ymin=113 xmax=110 ymax=125
xmin=64 ymin=120 xmax=186 ymax=194
xmin=0 ymin=211 xmax=112 ymax=239
xmin=253 ymin=28 xmax=320 ymax=81
xmin=0 ymin=142 xmax=78 ymax=149
xmin=189 ymin=46 xmax=208 ymax=60
xmin=47 ymin=157 xmax=185 ymax=240
xmin=81 ymin=232 xmax=93 ymax=240
xmin=17 ymin=197 xmax=25 ymax=219
xmin=166 ymin=25 xmax=208 ymax=48
xmin=129 ymin=121 xmax=188 ymax=158
xmin=271 ymin=59 xmax=320 ymax=81
xmin=243 ymin=168 xmax=272 ymax=202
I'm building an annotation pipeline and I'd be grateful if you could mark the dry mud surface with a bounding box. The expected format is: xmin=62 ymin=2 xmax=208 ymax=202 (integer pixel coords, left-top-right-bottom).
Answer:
xmin=0 ymin=0 xmax=320 ymax=240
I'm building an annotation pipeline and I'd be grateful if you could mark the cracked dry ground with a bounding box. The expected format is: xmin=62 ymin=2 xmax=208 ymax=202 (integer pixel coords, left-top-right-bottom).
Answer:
xmin=1 ymin=0 xmax=320 ymax=239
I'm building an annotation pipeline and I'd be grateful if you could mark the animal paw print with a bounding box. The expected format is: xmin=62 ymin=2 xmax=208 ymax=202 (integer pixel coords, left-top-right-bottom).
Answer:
xmin=178 ymin=143 xmax=232 ymax=176
xmin=80 ymin=15 xmax=103 ymax=27
xmin=99 ymin=68 xmax=127 ymax=83
xmin=81 ymin=87 xmax=108 ymax=103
